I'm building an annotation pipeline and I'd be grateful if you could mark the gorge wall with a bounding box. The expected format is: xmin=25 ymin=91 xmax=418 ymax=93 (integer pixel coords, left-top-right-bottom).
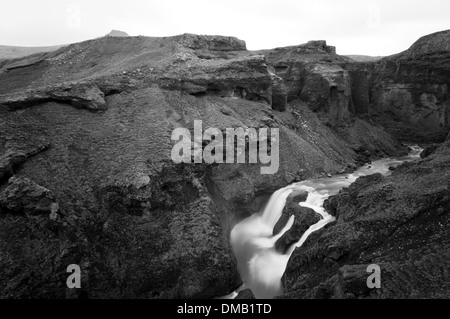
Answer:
xmin=342 ymin=30 xmax=450 ymax=142
xmin=0 ymin=30 xmax=449 ymax=299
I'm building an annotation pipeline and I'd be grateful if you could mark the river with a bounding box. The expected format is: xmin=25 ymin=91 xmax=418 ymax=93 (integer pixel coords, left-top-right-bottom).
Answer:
xmin=227 ymin=146 xmax=422 ymax=299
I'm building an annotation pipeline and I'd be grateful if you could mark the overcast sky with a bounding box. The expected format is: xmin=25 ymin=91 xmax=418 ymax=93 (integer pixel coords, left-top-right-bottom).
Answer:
xmin=1 ymin=0 xmax=449 ymax=56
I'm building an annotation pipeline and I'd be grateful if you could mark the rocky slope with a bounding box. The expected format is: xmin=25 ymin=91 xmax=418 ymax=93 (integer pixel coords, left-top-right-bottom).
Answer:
xmin=0 ymin=33 xmax=412 ymax=299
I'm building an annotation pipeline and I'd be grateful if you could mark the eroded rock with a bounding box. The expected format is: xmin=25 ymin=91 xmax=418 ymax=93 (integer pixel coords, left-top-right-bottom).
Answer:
xmin=0 ymin=176 xmax=57 ymax=215
xmin=0 ymin=82 xmax=107 ymax=111
xmin=273 ymin=190 xmax=320 ymax=253
xmin=300 ymin=63 xmax=353 ymax=123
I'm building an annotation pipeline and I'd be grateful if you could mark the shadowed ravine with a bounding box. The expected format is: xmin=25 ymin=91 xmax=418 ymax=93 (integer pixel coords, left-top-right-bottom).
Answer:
xmin=229 ymin=146 xmax=423 ymax=299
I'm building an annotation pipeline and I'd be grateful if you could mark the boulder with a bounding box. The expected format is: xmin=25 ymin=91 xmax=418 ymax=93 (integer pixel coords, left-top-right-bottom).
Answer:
xmin=0 ymin=176 xmax=57 ymax=215
xmin=420 ymin=145 xmax=439 ymax=158
xmin=235 ymin=289 xmax=255 ymax=299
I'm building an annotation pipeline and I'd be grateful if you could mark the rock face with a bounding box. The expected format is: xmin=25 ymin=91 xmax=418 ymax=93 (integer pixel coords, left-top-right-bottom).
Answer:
xmin=0 ymin=176 xmax=57 ymax=215
xmin=260 ymin=41 xmax=346 ymax=97
xmin=284 ymin=142 xmax=450 ymax=298
xmin=0 ymin=144 xmax=50 ymax=182
xmin=273 ymin=190 xmax=320 ymax=254
xmin=158 ymin=55 xmax=274 ymax=105
xmin=340 ymin=30 xmax=450 ymax=142
xmin=300 ymin=63 xmax=353 ymax=123
xmin=0 ymin=82 xmax=107 ymax=111
xmin=341 ymin=63 xmax=374 ymax=115
xmin=270 ymin=73 xmax=288 ymax=111
xmin=176 ymin=33 xmax=247 ymax=52
xmin=260 ymin=41 xmax=356 ymax=125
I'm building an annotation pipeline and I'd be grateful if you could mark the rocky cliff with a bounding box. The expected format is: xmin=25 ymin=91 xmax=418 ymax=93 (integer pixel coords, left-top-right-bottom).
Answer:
xmin=259 ymin=41 xmax=355 ymax=124
xmin=340 ymin=30 xmax=450 ymax=142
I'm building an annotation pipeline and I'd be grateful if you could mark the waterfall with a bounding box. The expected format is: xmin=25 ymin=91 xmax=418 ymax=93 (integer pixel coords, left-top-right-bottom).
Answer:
xmin=229 ymin=148 xmax=422 ymax=299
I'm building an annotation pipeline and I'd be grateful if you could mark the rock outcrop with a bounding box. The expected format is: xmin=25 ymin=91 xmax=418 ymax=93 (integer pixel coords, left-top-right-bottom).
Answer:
xmin=273 ymin=190 xmax=320 ymax=254
xmin=0 ymin=82 xmax=107 ymax=111
xmin=175 ymin=33 xmax=247 ymax=52
xmin=300 ymin=63 xmax=353 ymax=123
xmin=106 ymin=30 xmax=129 ymax=37
xmin=158 ymin=55 xmax=274 ymax=105
xmin=0 ymin=176 xmax=58 ymax=216
xmin=260 ymin=41 xmax=346 ymax=97
xmin=420 ymin=144 xmax=439 ymax=158
xmin=0 ymin=144 xmax=50 ymax=182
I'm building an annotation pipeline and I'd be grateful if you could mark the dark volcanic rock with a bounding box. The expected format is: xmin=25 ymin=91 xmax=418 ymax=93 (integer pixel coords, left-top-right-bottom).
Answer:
xmin=368 ymin=30 xmax=450 ymax=142
xmin=235 ymin=289 xmax=255 ymax=299
xmin=273 ymin=190 xmax=320 ymax=253
xmin=270 ymin=73 xmax=288 ymax=111
xmin=0 ymin=176 xmax=57 ymax=215
xmin=420 ymin=144 xmax=439 ymax=158
xmin=0 ymin=177 xmax=58 ymax=215
xmin=341 ymin=63 xmax=374 ymax=115
xmin=0 ymin=144 xmax=50 ymax=182
xmin=300 ymin=63 xmax=353 ymax=124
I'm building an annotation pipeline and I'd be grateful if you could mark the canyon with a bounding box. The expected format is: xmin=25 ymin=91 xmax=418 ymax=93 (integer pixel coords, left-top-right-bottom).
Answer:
xmin=0 ymin=30 xmax=449 ymax=298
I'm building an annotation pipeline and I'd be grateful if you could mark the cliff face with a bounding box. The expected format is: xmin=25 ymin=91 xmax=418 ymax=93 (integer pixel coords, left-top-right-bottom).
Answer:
xmin=341 ymin=30 xmax=450 ymax=142
xmin=259 ymin=41 xmax=354 ymax=124
xmin=0 ymin=34 xmax=405 ymax=298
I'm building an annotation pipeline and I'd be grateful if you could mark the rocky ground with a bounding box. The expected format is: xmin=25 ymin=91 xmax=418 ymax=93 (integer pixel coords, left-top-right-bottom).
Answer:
xmin=0 ymin=30 xmax=448 ymax=298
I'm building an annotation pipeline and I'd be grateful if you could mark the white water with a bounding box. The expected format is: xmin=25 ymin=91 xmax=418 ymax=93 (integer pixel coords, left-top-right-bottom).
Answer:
xmin=230 ymin=147 xmax=422 ymax=299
